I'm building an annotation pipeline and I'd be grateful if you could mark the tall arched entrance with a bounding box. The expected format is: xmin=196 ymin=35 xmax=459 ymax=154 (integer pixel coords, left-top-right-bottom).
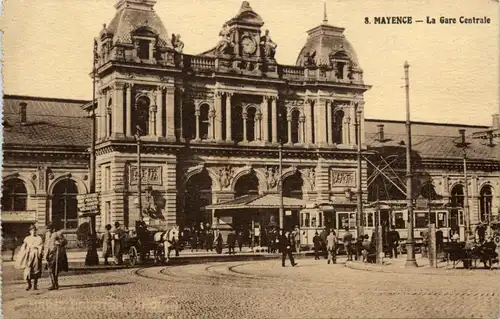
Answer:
xmin=183 ymin=170 xmax=212 ymax=229
xmin=282 ymin=172 xmax=303 ymax=230
xmin=52 ymin=179 xmax=79 ymax=230
xmin=234 ymin=172 xmax=259 ymax=198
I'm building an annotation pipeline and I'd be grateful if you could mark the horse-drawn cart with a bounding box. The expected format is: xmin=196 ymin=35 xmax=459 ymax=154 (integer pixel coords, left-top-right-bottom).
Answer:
xmin=124 ymin=230 xmax=166 ymax=266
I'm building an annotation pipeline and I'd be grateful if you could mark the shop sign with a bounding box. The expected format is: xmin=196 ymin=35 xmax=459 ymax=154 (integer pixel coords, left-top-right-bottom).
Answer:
xmin=285 ymin=210 xmax=292 ymax=216
xmin=331 ymin=170 xmax=356 ymax=187
xmin=77 ymin=193 xmax=100 ymax=214
xmin=2 ymin=211 xmax=37 ymax=222
xmin=218 ymin=216 xmax=233 ymax=225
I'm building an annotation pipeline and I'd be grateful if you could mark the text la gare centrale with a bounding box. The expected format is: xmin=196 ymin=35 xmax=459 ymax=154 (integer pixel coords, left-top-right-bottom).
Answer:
xmin=364 ymin=16 xmax=491 ymax=25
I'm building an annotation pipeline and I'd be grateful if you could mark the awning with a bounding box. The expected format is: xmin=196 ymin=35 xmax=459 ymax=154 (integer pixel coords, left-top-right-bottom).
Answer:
xmin=205 ymin=194 xmax=307 ymax=210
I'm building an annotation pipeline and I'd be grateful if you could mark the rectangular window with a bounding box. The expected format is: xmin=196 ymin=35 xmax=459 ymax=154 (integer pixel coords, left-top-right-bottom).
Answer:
xmin=367 ymin=212 xmax=374 ymax=227
xmin=415 ymin=212 xmax=427 ymax=228
xmin=338 ymin=213 xmax=349 ymax=229
xmin=105 ymin=166 xmax=111 ymax=191
xmin=394 ymin=212 xmax=405 ymax=229
xmin=138 ymin=40 xmax=150 ymax=59
xmin=318 ymin=212 xmax=323 ymax=228
xmin=437 ymin=212 xmax=446 ymax=228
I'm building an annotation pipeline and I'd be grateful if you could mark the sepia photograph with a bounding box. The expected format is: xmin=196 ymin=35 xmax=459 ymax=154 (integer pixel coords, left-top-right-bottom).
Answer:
xmin=0 ymin=0 xmax=499 ymax=318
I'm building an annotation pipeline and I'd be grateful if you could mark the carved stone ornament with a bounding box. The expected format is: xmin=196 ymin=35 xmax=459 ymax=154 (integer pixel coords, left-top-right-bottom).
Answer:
xmin=216 ymin=22 xmax=235 ymax=55
xmin=31 ymin=173 xmax=37 ymax=180
xmin=130 ymin=166 xmax=163 ymax=186
xmin=331 ymin=170 xmax=356 ymax=187
xmin=218 ymin=166 xmax=235 ymax=189
xmin=265 ymin=167 xmax=279 ymax=189
xmin=301 ymin=167 xmax=315 ymax=189
xmin=260 ymin=29 xmax=277 ymax=59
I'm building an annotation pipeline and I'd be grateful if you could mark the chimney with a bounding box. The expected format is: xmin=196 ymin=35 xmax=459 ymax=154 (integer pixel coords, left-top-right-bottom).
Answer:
xmin=492 ymin=114 xmax=500 ymax=130
xmin=376 ymin=124 xmax=384 ymax=141
xmin=487 ymin=130 xmax=494 ymax=147
xmin=19 ymin=102 xmax=27 ymax=125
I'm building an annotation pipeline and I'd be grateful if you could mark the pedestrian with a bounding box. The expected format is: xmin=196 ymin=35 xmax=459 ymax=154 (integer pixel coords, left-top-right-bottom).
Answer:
xmin=476 ymin=223 xmax=486 ymax=243
xmin=227 ymin=230 xmax=236 ymax=254
xmin=215 ymin=231 xmax=224 ymax=254
xmin=362 ymin=234 xmax=371 ymax=263
xmin=237 ymin=230 xmax=244 ymax=252
xmin=46 ymin=223 xmax=68 ymax=290
xmin=388 ymin=225 xmax=400 ymax=259
xmin=342 ymin=227 xmax=353 ymax=261
xmin=206 ymin=228 xmax=215 ymax=252
xmin=268 ymin=228 xmax=276 ymax=253
xmin=313 ymin=231 xmax=322 ymax=260
xmin=113 ymin=222 xmax=126 ymax=265
xmin=279 ymin=229 xmax=297 ymax=267
xmin=135 ymin=216 xmax=148 ymax=263
xmin=15 ymin=224 xmax=43 ymax=291
xmin=355 ymin=235 xmax=363 ymax=261
xmin=101 ymin=224 xmax=113 ymax=265
xmin=292 ymin=225 xmax=301 ymax=254
xmin=190 ymin=230 xmax=199 ymax=252
xmin=320 ymin=228 xmax=328 ymax=259
xmin=326 ymin=230 xmax=338 ymax=264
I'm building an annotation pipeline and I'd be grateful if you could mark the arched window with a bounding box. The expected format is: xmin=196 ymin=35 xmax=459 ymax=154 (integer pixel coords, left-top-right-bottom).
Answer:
xmin=246 ymin=107 xmax=256 ymax=141
xmin=450 ymin=184 xmax=464 ymax=208
xmin=199 ymin=104 xmax=210 ymax=140
xmin=283 ymin=172 xmax=303 ymax=199
xmin=479 ymin=185 xmax=493 ymax=222
xmin=291 ymin=109 xmax=300 ymax=144
xmin=333 ymin=110 xmax=344 ymax=144
xmin=235 ymin=173 xmax=259 ymax=198
xmin=107 ymin=98 xmax=113 ymax=137
xmin=1 ymin=178 xmax=28 ymax=211
xmin=52 ymin=179 xmax=79 ymax=230
xmin=184 ymin=171 xmax=212 ymax=228
xmin=135 ymin=96 xmax=150 ymax=136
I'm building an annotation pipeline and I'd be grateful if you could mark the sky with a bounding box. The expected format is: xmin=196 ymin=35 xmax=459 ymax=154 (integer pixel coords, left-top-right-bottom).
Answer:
xmin=0 ymin=0 xmax=498 ymax=125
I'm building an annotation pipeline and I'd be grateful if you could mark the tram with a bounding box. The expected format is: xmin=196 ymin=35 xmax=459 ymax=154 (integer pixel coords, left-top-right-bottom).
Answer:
xmin=297 ymin=203 xmax=464 ymax=248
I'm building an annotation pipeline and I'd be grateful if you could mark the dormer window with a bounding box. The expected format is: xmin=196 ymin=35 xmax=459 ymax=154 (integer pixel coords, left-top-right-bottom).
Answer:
xmin=330 ymin=51 xmax=351 ymax=80
xmin=133 ymin=26 xmax=157 ymax=61
xmin=138 ymin=39 xmax=151 ymax=59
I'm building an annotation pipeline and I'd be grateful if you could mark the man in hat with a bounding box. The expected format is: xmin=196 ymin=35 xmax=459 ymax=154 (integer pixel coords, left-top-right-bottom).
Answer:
xmin=113 ymin=222 xmax=126 ymax=265
xmin=46 ymin=223 xmax=68 ymax=290
xmin=279 ymin=229 xmax=297 ymax=267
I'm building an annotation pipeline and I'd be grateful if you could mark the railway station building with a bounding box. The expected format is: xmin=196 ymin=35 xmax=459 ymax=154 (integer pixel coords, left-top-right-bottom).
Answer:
xmin=2 ymin=0 xmax=499 ymax=245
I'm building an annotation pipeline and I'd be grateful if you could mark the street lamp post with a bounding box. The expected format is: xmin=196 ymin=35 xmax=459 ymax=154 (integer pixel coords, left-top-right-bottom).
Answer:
xmin=135 ymin=128 xmax=143 ymax=219
xmin=404 ymin=61 xmax=418 ymax=267
xmin=355 ymin=108 xmax=364 ymax=241
xmin=278 ymin=141 xmax=284 ymax=230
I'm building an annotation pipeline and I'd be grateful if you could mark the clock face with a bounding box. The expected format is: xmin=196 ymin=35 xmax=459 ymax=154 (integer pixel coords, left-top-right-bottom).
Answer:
xmin=241 ymin=37 xmax=256 ymax=55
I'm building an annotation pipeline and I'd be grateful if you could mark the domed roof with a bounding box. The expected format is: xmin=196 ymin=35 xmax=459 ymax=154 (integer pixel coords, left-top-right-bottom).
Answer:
xmin=105 ymin=0 xmax=172 ymax=48
xmin=296 ymin=23 xmax=360 ymax=69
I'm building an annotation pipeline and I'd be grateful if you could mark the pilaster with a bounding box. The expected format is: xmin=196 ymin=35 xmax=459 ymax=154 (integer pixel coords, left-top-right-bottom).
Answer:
xmin=112 ymin=83 xmax=125 ymax=138
xmin=156 ymin=86 xmax=164 ymax=137
xmin=305 ymin=99 xmax=313 ymax=144
xmin=98 ymin=91 xmax=106 ymax=139
xmin=164 ymin=160 xmax=177 ymax=227
xmin=226 ymin=93 xmax=233 ymax=141
xmin=125 ymin=83 xmax=133 ymax=137
xmin=166 ymin=86 xmax=176 ymax=140
xmin=262 ymin=96 xmax=269 ymax=143
xmin=271 ymin=96 xmax=278 ymax=143
xmin=214 ymin=91 xmax=223 ymax=141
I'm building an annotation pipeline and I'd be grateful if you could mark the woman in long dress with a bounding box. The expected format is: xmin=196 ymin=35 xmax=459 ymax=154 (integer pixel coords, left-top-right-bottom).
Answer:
xmin=15 ymin=224 xmax=43 ymax=291
xmin=101 ymin=224 xmax=112 ymax=265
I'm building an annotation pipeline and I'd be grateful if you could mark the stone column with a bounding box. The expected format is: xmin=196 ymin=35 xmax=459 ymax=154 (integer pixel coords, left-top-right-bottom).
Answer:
xmin=345 ymin=116 xmax=351 ymax=144
xmin=271 ymin=97 xmax=278 ymax=143
xmin=214 ymin=91 xmax=223 ymax=141
xmin=112 ymin=83 xmax=125 ymax=138
xmin=287 ymin=109 xmax=292 ymax=144
xmin=209 ymin=108 xmax=215 ymax=140
xmin=166 ymin=86 xmax=176 ymax=140
xmin=156 ymin=87 xmax=163 ymax=137
xmin=305 ymin=100 xmax=313 ymax=144
xmin=299 ymin=115 xmax=306 ymax=144
xmin=242 ymin=111 xmax=248 ymax=142
xmin=125 ymin=84 xmax=133 ymax=137
xmin=262 ymin=96 xmax=269 ymax=142
xmin=106 ymin=107 xmax=112 ymax=137
xmin=326 ymin=100 xmax=332 ymax=144
xmin=226 ymin=93 xmax=233 ymax=141
xmin=150 ymin=105 xmax=157 ymax=136
xmin=195 ymin=108 xmax=201 ymax=141
xmin=349 ymin=105 xmax=356 ymax=145
xmin=256 ymin=113 xmax=262 ymax=141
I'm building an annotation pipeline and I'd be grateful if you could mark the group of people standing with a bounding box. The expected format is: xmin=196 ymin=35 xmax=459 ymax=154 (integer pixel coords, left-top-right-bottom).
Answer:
xmin=14 ymin=223 xmax=68 ymax=291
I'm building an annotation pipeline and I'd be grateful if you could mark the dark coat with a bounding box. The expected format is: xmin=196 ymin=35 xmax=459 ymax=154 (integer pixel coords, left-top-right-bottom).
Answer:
xmin=279 ymin=233 xmax=293 ymax=252
xmin=227 ymin=233 xmax=236 ymax=246
xmin=313 ymin=235 xmax=322 ymax=248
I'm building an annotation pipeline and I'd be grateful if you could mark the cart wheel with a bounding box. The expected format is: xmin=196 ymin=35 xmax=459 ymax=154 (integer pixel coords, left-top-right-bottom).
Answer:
xmin=129 ymin=246 xmax=138 ymax=266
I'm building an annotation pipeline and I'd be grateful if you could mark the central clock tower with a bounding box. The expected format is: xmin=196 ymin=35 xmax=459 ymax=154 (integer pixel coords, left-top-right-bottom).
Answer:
xmin=226 ymin=1 xmax=264 ymax=59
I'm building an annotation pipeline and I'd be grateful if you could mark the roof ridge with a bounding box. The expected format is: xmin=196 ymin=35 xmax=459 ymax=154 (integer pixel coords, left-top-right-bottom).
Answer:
xmin=365 ymin=118 xmax=489 ymax=128
xmin=3 ymin=94 xmax=90 ymax=104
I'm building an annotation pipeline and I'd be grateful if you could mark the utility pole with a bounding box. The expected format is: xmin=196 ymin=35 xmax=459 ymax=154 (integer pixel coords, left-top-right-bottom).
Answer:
xmin=356 ymin=108 xmax=364 ymax=242
xmin=85 ymin=39 xmax=100 ymax=266
xmin=278 ymin=141 xmax=284 ymax=230
xmin=458 ymin=129 xmax=471 ymax=235
xmin=404 ymin=61 xmax=418 ymax=267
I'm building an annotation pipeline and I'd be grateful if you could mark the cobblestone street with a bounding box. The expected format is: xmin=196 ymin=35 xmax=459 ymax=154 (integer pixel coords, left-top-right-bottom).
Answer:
xmin=3 ymin=258 xmax=499 ymax=319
